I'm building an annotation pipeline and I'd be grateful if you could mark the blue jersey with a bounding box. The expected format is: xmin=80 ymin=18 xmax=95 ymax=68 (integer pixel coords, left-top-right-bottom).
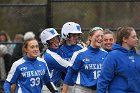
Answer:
xmin=4 ymin=56 xmax=51 ymax=93
xmin=59 ymin=44 xmax=82 ymax=61
xmin=64 ymin=46 xmax=108 ymax=87
xmin=97 ymin=44 xmax=140 ymax=93
xmin=59 ymin=44 xmax=83 ymax=80
xmin=43 ymin=48 xmax=71 ymax=86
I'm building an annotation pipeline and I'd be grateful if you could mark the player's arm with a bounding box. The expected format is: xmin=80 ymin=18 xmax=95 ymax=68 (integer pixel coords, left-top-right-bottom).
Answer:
xmin=43 ymin=62 xmax=58 ymax=93
xmin=46 ymin=82 xmax=58 ymax=93
xmin=3 ymin=80 xmax=11 ymax=93
xmin=62 ymin=84 xmax=68 ymax=93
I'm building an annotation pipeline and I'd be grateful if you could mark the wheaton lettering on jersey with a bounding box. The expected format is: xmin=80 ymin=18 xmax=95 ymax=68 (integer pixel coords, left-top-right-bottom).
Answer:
xmin=21 ymin=69 xmax=46 ymax=78
xmin=84 ymin=64 xmax=103 ymax=70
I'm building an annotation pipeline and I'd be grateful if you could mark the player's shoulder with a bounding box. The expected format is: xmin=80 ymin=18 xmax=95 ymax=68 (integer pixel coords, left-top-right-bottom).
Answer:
xmin=73 ymin=47 xmax=88 ymax=56
xmin=99 ymin=48 xmax=108 ymax=53
xmin=12 ymin=57 xmax=25 ymax=67
xmin=37 ymin=57 xmax=46 ymax=64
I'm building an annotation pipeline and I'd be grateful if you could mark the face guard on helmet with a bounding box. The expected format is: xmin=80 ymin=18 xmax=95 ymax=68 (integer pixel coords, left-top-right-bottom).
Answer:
xmin=61 ymin=22 xmax=82 ymax=40
xmin=40 ymin=28 xmax=60 ymax=45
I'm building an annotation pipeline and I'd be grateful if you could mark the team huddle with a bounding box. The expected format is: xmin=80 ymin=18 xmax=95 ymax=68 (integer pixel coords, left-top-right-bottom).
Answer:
xmin=3 ymin=22 xmax=140 ymax=93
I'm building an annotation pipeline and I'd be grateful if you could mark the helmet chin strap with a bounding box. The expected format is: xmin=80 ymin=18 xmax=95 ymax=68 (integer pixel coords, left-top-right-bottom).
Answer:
xmin=43 ymin=42 xmax=48 ymax=48
xmin=62 ymin=34 xmax=69 ymax=40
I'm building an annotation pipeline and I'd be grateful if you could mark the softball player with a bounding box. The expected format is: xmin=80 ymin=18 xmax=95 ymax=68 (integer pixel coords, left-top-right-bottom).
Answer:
xmin=40 ymin=28 xmax=72 ymax=92
xmin=60 ymin=22 xmax=85 ymax=93
xmin=102 ymin=29 xmax=115 ymax=52
xmin=97 ymin=27 xmax=140 ymax=93
xmin=60 ymin=22 xmax=84 ymax=62
xmin=4 ymin=38 xmax=58 ymax=93
xmin=62 ymin=27 xmax=108 ymax=93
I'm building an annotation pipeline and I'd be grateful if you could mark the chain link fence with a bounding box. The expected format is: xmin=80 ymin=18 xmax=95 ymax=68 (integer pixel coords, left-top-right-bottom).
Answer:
xmin=50 ymin=0 xmax=140 ymax=44
xmin=0 ymin=1 xmax=140 ymax=38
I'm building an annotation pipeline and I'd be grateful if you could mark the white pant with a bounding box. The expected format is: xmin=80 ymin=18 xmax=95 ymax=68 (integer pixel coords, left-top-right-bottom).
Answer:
xmin=72 ymin=85 xmax=96 ymax=93
xmin=66 ymin=85 xmax=74 ymax=93
xmin=42 ymin=85 xmax=50 ymax=93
